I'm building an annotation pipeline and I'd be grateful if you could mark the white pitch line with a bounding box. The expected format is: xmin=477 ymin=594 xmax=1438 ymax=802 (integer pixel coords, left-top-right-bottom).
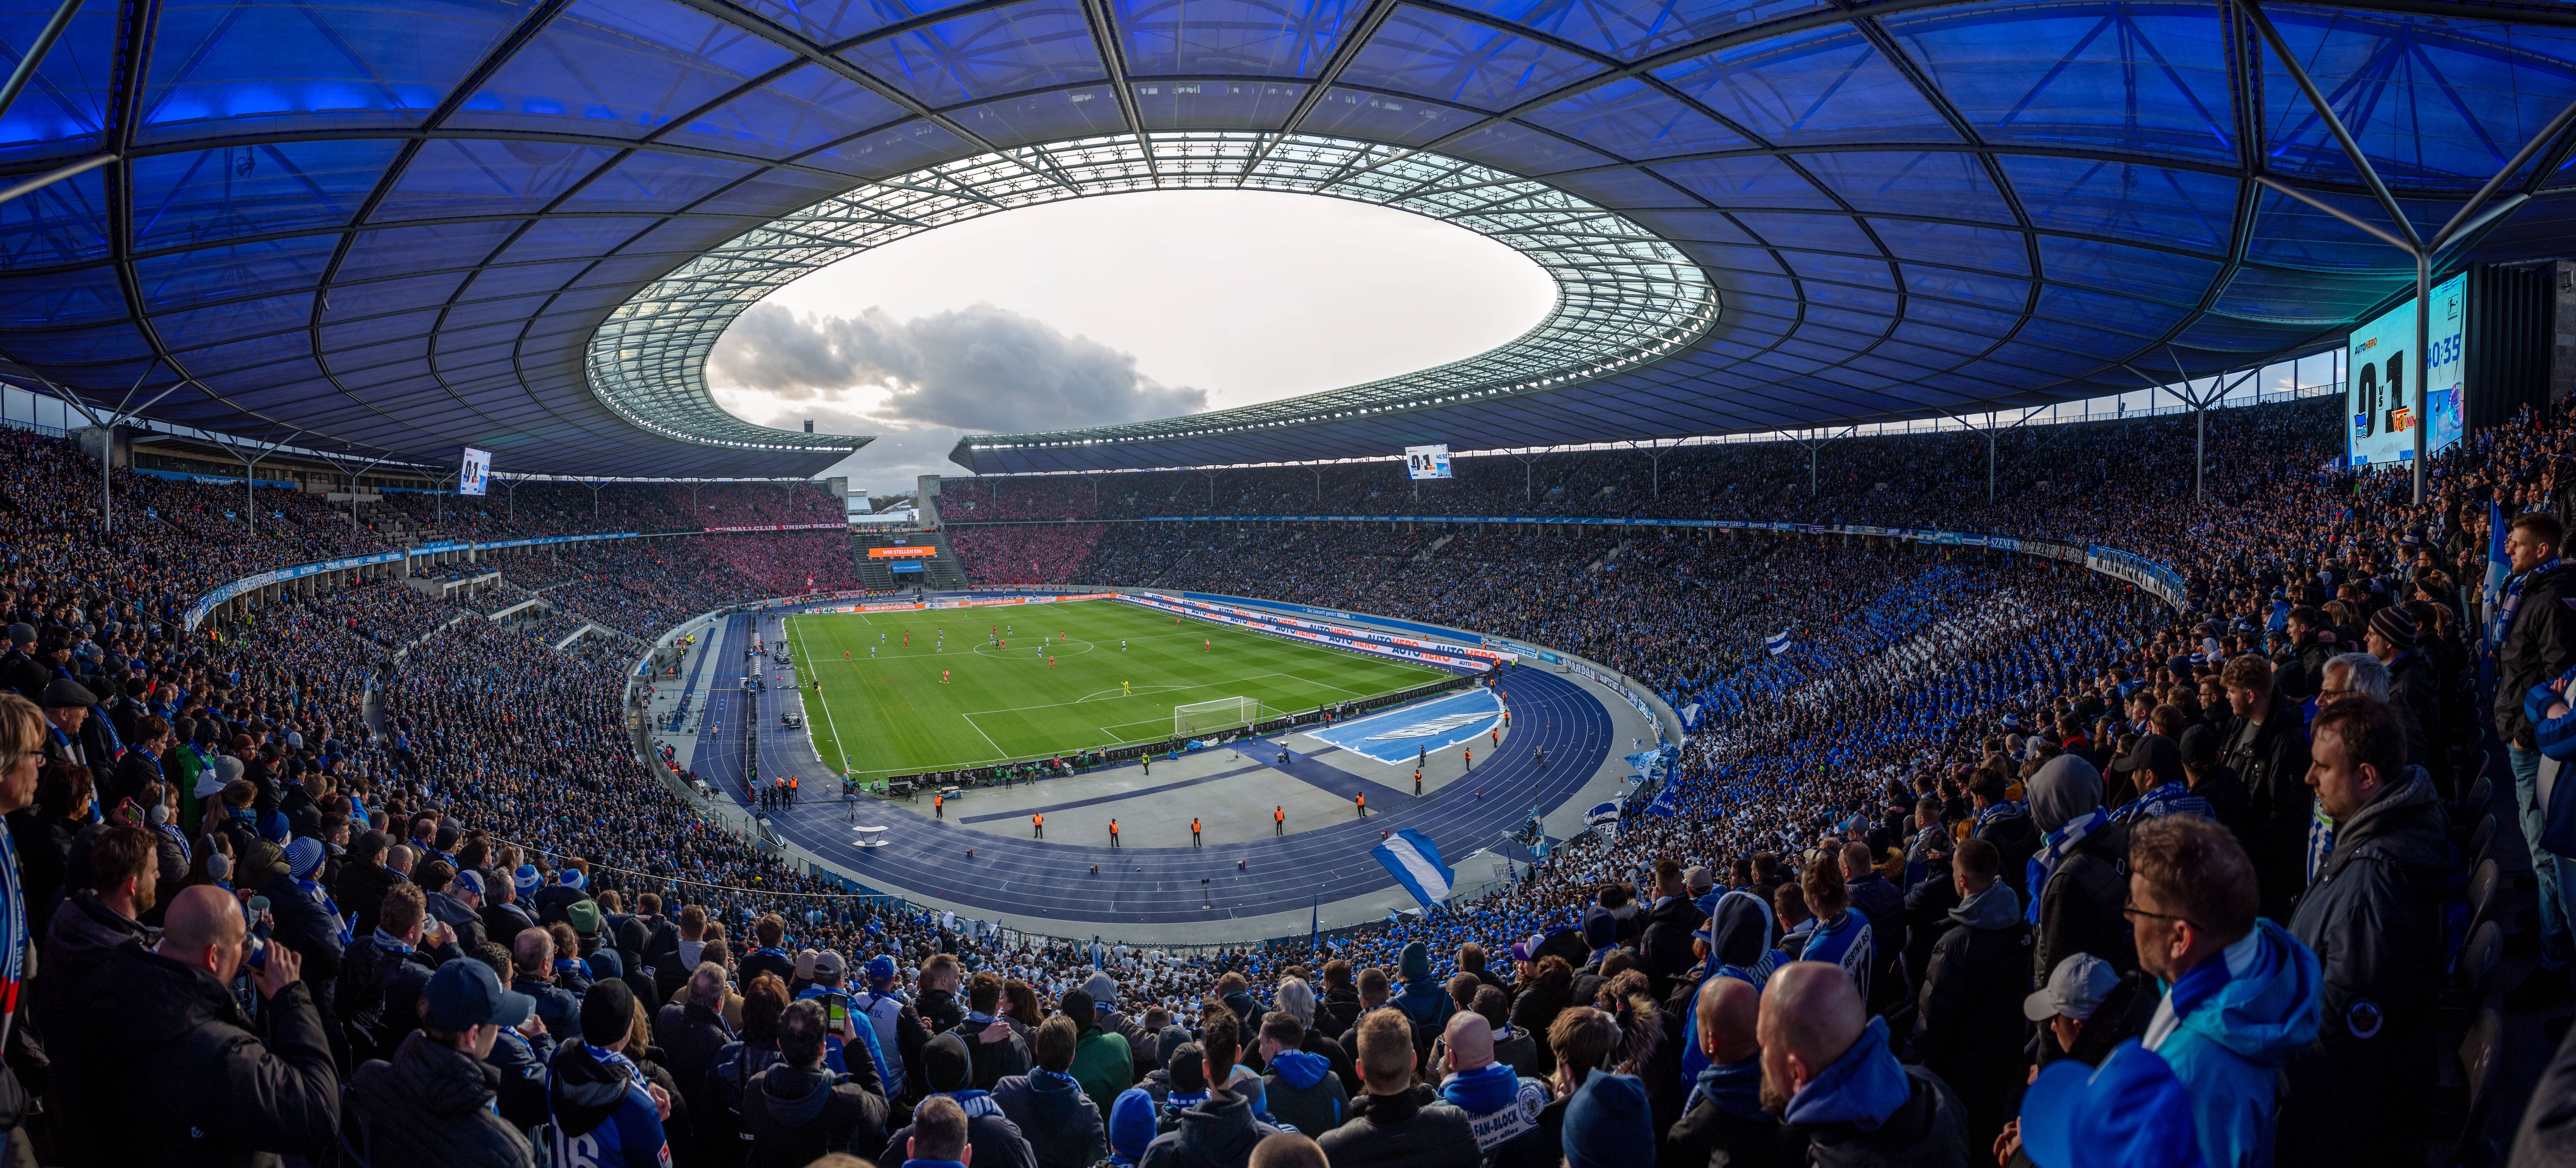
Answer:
xmin=787 ymin=618 xmax=853 ymax=776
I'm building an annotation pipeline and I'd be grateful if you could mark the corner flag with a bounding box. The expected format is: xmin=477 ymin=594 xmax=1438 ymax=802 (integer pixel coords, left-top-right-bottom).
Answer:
xmin=1370 ymin=828 xmax=1455 ymax=908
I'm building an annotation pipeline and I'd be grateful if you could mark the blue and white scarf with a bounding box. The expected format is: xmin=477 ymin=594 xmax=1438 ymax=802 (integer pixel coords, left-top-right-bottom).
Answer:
xmin=0 ymin=826 xmax=21 ymax=1045
xmin=2025 ymin=807 xmax=2108 ymax=925
xmin=2495 ymin=555 xmax=2563 ymax=649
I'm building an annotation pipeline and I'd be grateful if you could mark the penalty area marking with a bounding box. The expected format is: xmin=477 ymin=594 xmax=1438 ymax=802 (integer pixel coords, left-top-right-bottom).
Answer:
xmin=972 ymin=637 xmax=1096 ymax=659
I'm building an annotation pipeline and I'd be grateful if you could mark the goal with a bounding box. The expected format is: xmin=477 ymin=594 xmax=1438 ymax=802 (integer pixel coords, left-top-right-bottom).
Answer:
xmin=1175 ymin=696 xmax=1267 ymax=738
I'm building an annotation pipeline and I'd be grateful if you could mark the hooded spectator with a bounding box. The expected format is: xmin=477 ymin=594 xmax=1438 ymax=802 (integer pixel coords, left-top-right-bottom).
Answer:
xmin=743 ymin=995 xmax=895 ymax=1166
xmin=1759 ymin=962 xmax=1968 ymax=1165
xmin=656 ymin=961 xmax=737 ymax=1159
xmin=1392 ymin=940 xmax=1458 ymax=1035
xmin=1259 ymin=1010 xmax=1348 ymax=1138
xmin=996 ymin=1014 xmax=1106 ymax=1168
xmin=1561 ymin=1069 xmax=1655 ymax=1168
xmin=1662 ymin=977 xmax=1784 ymax=1168
xmin=1272 ymin=977 xmax=1361 ymax=1094
xmin=2279 ymin=696 xmax=2447 ymax=1165
xmin=2026 ymin=754 xmax=2133 ymax=986
xmin=2012 ymin=1041 xmax=2202 ymax=1168
xmin=1109 ymin=1087 xmax=1160 ymax=1167
xmin=2129 ymin=816 xmax=2320 ymax=1168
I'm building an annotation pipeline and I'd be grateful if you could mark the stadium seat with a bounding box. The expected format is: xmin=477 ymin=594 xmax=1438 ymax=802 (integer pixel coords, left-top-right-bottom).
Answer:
xmin=2450 ymin=1008 xmax=2504 ymax=1165
xmin=2465 ymin=859 xmax=2506 ymax=942
xmin=2460 ymin=771 xmax=2492 ymax=826
xmin=2445 ymin=919 xmax=2503 ymax=1021
xmin=2469 ymin=812 xmax=2500 ymax=874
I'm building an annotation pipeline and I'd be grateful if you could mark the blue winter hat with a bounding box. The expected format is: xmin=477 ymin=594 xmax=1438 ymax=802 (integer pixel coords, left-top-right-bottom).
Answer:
xmin=512 ymin=865 xmax=540 ymax=895
xmin=2019 ymin=1040 xmax=2205 ymax=1168
xmin=285 ymin=837 xmax=325 ymax=881
xmin=866 ymin=954 xmax=897 ymax=986
xmin=1563 ymin=1070 xmax=1654 ymax=1168
xmin=257 ymin=809 xmax=291 ymax=844
xmin=559 ymin=868 xmax=586 ymax=890
xmin=1108 ymin=1088 xmax=1158 ymax=1163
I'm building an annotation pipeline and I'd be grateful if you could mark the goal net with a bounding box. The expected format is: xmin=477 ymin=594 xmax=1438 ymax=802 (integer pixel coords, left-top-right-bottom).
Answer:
xmin=1175 ymin=696 xmax=1265 ymax=739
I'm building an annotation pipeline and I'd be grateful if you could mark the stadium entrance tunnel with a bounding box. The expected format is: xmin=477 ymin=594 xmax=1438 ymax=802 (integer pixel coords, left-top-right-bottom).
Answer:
xmin=587 ymin=132 xmax=1718 ymax=455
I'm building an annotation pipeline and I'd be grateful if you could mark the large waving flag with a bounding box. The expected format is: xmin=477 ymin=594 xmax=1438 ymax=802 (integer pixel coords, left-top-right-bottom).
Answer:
xmin=1766 ymin=629 xmax=1793 ymax=656
xmin=1371 ymin=828 xmax=1455 ymax=908
xmin=2485 ymin=499 xmax=2513 ymax=653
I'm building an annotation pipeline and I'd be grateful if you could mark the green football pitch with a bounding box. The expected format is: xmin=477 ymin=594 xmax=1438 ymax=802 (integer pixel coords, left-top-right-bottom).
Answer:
xmin=783 ymin=600 xmax=1455 ymax=776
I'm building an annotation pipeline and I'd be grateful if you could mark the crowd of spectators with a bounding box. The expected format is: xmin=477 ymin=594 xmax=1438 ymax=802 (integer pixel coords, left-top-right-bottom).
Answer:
xmin=951 ymin=525 xmax=1110 ymax=587
xmin=0 ymin=385 xmax=2566 ymax=1168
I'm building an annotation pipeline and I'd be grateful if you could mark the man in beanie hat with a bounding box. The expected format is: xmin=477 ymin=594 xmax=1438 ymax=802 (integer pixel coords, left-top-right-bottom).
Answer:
xmin=853 ymin=951 xmax=931 ymax=1103
xmin=546 ymin=978 xmax=671 ymax=1167
xmin=744 ymin=998 xmax=892 ymax=1166
xmin=425 ymin=867 xmax=488 ymax=956
xmin=2366 ymin=605 xmax=2447 ymax=789
xmin=347 ymin=959 xmax=538 ymax=1167
xmin=1561 ymin=1069 xmax=1653 ymax=1168
xmin=481 ymin=864 xmax=538 ymax=948
xmin=1315 ymin=1010 xmax=1474 ymax=1168
xmin=0 ymin=623 xmax=46 ymax=704
xmin=1391 ymin=940 xmax=1455 ymax=1034
xmin=533 ymin=864 xmax=591 ymax=927
xmin=258 ymin=834 xmax=351 ymax=1048
xmin=887 ymin=1033 xmax=1038 ymax=1168
xmin=1107 ymin=1087 xmax=1159 ymax=1166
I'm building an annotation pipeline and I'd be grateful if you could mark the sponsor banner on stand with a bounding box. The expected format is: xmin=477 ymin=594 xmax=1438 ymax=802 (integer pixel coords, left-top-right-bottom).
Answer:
xmin=1121 ymin=593 xmax=1492 ymax=671
xmin=707 ymin=522 xmax=845 ymax=533
xmin=184 ymin=550 xmax=406 ymax=628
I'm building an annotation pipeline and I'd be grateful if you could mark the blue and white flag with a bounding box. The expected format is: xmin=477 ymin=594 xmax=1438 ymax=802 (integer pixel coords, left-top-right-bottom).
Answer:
xmin=1584 ymin=800 xmax=1622 ymax=827
xmin=1371 ymin=828 xmax=1455 ymax=908
xmin=1644 ymin=782 xmax=1680 ymax=818
xmin=1680 ymin=702 xmax=1701 ymax=728
xmin=2484 ymin=499 xmax=2512 ymax=653
xmin=1766 ymin=629 xmax=1792 ymax=656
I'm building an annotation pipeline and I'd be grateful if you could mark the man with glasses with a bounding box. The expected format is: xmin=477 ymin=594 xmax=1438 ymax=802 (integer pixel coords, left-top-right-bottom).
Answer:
xmin=2125 ymin=816 xmax=2320 ymax=1168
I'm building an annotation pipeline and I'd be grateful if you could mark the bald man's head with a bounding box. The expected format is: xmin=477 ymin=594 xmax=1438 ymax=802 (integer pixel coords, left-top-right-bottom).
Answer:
xmin=1757 ymin=963 xmax=1865 ymax=1114
xmin=1695 ymin=976 xmax=1760 ymax=1065
xmin=156 ymin=884 xmax=249 ymax=982
xmin=1442 ymin=1010 xmax=1495 ymax=1073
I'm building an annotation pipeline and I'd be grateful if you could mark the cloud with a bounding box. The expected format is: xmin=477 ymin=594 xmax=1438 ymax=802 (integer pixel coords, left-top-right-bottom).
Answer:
xmin=708 ymin=302 xmax=1206 ymax=431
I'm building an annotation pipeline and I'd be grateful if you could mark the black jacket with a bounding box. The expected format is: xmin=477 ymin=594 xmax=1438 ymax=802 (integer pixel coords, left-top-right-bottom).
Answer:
xmin=1317 ymin=986 xmax=1366 ymax=1043
xmin=741 ymin=1063 xmax=891 ymax=1168
xmin=1659 ymin=1085 xmax=1791 ymax=1168
xmin=349 ymin=1032 xmax=535 ymax=1168
xmin=1142 ymin=1088 xmax=1289 ymax=1168
xmin=2223 ymin=696 xmax=2317 ymax=919
xmin=887 ymin=1095 xmax=1038 ymax=1168
xmin=340 ymin=932 xmax=459 ymax=1065
xmin=1639 ymin=894 xmax=1704 ymax=997
xmin=425 ymin=890 xmax=488 ymax=955
xmin=76 ymin=946 xmax=340 ymax=1166
xmin=2280 ymin=767 xmax=2450 ymax=1164
xmin=2032 ymin=819 xmax=2132 ymax=989
xmin=256 ymin=870 xmax=346 ymax=1028
xmin=35 ymin=889 xmax=153 ymax=1164
xmin=336 ymin=860 xmax=400 ymax=938
xmin=1314 ymin=1086 xmax=1479 ymax=1168
xmin=952 ymin=1015 xmax=1034 ymax=1089
xmin=1786 ymin=1064 xmax=1970 ymax=1168
xmin=2497 ymin=559 xmax=2576 ymax=748
xmin=655 ymin=999 xmax=735 ymax=1123
xmin=1972 ymin=807 xmax=2039 ymax=900
xmin=480 ymin=899 xmax=538 ymax=949
xmin=993 ymin=1070 xmax=1104 ymax=1168
xmin=1506 ymin=980 xmax=1573 ymax=1078
xmin=1911 ymin=885 xmax=2031 ymax=1153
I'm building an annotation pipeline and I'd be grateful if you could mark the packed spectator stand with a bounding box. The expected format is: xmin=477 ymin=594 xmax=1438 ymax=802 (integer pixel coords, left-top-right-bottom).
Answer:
xmin=0 ymin=396 xmax=2569 ymax=1168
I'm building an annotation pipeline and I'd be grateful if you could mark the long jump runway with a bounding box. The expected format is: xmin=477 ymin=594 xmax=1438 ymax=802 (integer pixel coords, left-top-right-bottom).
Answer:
xmin=685 ymin=608 xmax=1616 ymax=928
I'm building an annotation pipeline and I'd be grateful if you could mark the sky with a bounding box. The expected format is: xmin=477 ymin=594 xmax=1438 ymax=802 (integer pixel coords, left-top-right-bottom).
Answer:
xmin=705 ymin=190 xmax=1557 ymax=494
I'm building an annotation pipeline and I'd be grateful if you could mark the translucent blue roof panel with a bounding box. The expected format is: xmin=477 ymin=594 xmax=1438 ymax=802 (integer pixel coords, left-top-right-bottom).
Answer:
xmin=1 ymin=0 xmax=2571 ymax=476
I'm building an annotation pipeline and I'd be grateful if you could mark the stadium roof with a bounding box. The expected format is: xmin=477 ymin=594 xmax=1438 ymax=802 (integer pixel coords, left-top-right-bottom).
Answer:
xmin=3 ymin=1 xmax=2573 ymax=478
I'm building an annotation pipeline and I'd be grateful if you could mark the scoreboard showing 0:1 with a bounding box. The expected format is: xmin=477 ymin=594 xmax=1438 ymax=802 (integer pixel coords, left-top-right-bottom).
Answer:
xmin=2346 ymin=272 xmax=2466 ymax=467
